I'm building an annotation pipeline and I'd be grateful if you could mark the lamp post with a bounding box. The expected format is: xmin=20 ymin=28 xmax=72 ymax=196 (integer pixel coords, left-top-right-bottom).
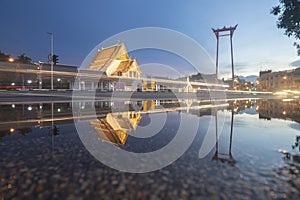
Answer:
xmin=47 ymin=32 xmax=54 ymax=90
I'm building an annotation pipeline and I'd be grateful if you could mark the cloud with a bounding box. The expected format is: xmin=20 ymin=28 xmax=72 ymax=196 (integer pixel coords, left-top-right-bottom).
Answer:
xmin=291 ymin=60 xmax=300 ymax=67
xmin=219 ymin=62 xmax=258 ymax=77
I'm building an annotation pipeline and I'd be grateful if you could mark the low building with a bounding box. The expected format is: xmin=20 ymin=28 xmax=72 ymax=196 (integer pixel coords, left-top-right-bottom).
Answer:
xmin=37 ymin=63 xmax=77 ymax=89
xmin=0 ymin=61 xmax=38 ymax=89
xmin=0 ymin=61 xmax=77 ymax=90
xmin=257 ymin=68 xmax=300 ymax=92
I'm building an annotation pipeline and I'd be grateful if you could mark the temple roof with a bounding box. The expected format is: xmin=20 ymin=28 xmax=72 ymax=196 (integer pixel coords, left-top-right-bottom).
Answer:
xmin=111 ymin=60 xmax=133 ymax=76
xmin=88 ymin=112 xmax=141 ymax=145
xmin=87 ymin=43 xmax=128 ymax=71
xmin=89 ymin=120 xmax=128 ymax=145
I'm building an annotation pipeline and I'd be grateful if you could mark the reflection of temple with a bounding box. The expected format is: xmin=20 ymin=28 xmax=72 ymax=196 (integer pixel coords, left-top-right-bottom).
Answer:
xmin=257 ymin=100 xmax=300 ymax=123
xmin=89 ymin=112 xmax=141 ymax=145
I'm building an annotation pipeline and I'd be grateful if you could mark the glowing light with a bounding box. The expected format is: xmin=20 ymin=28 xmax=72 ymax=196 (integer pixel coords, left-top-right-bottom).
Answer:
xmin=256 ymin=106 xmax=259 ymax=110
xmin=283 ymin=76 xmax=287 ymax=80
xmin=283 ymin=90 xmax=300 ymax=94
xmin=282 ymin=99 xmax=294 ymax=102
xmin=39 ymin=105 xmax=43 ymax=109
xmin=57 ymin=108 xmax=61 ymax=112
xmin=283 ymin=111 xmax=286 ymax=115
xmin=27 ymin=80 xmax=32 ymax=84
xmin=11 ymin=104 xmax=15 ymax=108
xmin=28 ymin=106 xmax=32 ymax=111
xmin=57 ymin=78 xmax=61 ymax=82
xmin=274 ymin=91 xmax=288 ymax=95
xmin=10 ymin=128 xmax=15 ymax=133
xmin=11 ymin=82 xmax=15 ymax=86
xmin=8 ymin=58 xmax=14 ymax=62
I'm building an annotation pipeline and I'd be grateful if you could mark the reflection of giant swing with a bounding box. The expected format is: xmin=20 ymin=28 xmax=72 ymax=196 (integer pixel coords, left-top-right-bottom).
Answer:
xmin=212 ymin=107 xmax=235 ymax=165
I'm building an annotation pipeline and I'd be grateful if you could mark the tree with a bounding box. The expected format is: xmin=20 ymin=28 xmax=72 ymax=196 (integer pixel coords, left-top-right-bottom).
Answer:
xmin=0 ymin=51 xmax=10 ymax=62
xmin=271 ymin=0 xmax=300 ymax=55
xmin=16 ymin=53 xmax=33 ymax=64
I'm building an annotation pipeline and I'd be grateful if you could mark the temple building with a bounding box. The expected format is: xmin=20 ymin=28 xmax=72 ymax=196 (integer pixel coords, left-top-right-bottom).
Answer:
xmin=88 ymin=43 xmax=141 ymax=78
xmin=76 ymin=43 xmax=142 ymax=91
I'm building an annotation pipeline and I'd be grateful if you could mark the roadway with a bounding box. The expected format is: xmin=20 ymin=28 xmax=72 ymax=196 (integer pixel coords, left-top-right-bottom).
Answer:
xmin=0 ymin=90 xmax=280 ymax=104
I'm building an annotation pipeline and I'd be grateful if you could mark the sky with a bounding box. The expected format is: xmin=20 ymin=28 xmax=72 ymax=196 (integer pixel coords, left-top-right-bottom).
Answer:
xmin=0 ymin=0 xmax=299 ymax=78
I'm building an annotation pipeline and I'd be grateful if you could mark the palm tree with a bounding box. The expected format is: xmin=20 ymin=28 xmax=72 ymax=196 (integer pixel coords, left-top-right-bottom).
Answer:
xmin=16 ymin=53 xmax=32 ymax=64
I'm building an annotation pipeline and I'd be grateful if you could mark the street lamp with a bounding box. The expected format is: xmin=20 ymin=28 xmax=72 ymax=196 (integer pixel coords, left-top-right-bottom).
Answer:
xmin=8 ymin=58 xmax=14 ymax=62
xmin=47 ymin=32 xmax=54 ymax=90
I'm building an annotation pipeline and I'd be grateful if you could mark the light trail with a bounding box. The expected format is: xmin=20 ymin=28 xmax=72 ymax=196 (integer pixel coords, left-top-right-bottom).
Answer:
xmin=0 ymin=68 xmax=229 ymax=88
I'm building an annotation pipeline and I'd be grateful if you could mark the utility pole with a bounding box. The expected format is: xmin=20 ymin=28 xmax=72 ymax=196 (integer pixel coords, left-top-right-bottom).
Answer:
xmin=47 ymin=32 xmax=54 ymax=90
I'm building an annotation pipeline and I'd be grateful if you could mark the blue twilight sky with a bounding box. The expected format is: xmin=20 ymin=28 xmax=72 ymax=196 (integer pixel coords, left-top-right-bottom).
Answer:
xmin=0 ymin=0 xmax=299 ymax=78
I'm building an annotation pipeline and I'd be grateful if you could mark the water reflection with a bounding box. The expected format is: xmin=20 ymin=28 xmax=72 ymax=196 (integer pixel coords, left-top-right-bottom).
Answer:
xmin=2 ymin=99 xmax=300 ymax=139
xmin=89 ymin=112 xmax=141 ymax=145
xmin=0 ymin=99 xmax=227 ymax=138
xmin=1 ymin=99 xmax=300 ymax=159
xmin=257 ymin=99 xmax=300 ymax=123
xmin=212 ymin=107 xmax=235 ymax=165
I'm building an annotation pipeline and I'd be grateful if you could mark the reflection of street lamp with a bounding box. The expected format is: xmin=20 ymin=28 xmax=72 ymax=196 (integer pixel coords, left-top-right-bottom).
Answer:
xmin=47 ymin=32 xmax=54 ymax=90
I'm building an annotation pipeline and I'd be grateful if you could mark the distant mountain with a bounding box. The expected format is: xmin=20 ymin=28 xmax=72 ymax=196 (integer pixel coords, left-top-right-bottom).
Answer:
xmin=238 ymin=75 xmax=258 ymax=83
